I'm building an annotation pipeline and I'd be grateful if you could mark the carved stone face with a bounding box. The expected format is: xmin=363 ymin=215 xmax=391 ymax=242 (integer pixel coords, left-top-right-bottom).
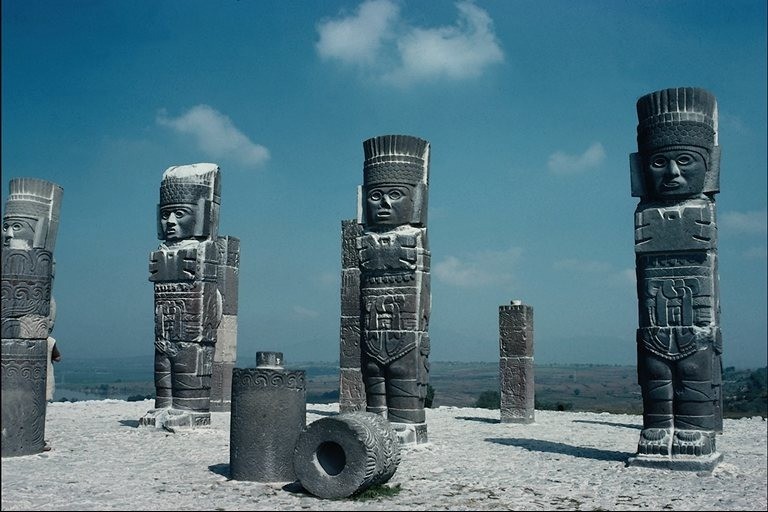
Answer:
xmin=160 ymin=204 xmax=198 ymax=241
xmin=645 ymin=148 xmax=708 ymax=198
xmin=2 ymin=216 xmax=36 ymax=249
xmin=365 ymin=185 xmax=414 ymax=227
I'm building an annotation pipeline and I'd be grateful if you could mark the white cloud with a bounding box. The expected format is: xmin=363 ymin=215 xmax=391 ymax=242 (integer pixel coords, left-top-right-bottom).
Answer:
xmin=316 ymin=0 xmax=399 ymax=65
xmin=316 ymin=0 xmax=504 ymax=85
xmin=720 ymin=209 xmax=767 ymax=235
xmin=434 ymin=247 xmax=521 ymax=287
xmin=157 ymin=105 xmax=270 ymax=169
xmin=547 ymin=142 xmax=606 ymax=175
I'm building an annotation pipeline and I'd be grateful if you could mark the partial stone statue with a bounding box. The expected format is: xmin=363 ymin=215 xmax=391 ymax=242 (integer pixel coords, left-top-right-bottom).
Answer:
xmin=339 ymin=134 xmax=432 ymax=445
xmin=140 ymin=163 xmax=230 ymax=429
xmin=627 ymin=87 xmax=724 ymax=471
xmin=1 ymin=178 xmax=63 ymax=457
xmin=229 ymin=351 xmax=306 ymax=482
xmin=499 ymin=301 xmax=534 ymax=424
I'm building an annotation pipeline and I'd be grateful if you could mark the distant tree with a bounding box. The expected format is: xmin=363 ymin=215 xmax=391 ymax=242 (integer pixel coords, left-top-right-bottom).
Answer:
xmin=424 ymin=385 xmax=435 ymax=408
xmin=573 ymin=388 xmax=581 ymax=396
xmin=475 ymin=390 xmax=500 ymax=409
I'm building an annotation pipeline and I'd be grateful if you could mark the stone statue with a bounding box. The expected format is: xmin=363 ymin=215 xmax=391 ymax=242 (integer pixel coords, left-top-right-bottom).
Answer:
xmin=339 ymin=134 xmax=432 ymax=445
xmin=499 ymin=300 xmax=535 ymax=424
xmin=140 ymin=163 xmax=226 ymax=429
xmin=1 ymin=177 xmax=63 ymax=456
xmin=627 ymin=87 xmax=724 ymax=471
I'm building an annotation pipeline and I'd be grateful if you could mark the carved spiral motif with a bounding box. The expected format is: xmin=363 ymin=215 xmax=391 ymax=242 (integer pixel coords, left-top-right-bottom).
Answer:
xmin=232 ymin=369 xmax=305 ymax=390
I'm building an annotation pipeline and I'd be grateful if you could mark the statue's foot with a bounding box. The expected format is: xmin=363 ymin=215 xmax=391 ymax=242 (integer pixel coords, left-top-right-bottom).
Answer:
xmin=138 ymin=408 xmax=210 ymax=429
xmin=672 ymin=430 xmax=715 ymax=456
xmin=637 ymin=428 xmax=671 ymax=456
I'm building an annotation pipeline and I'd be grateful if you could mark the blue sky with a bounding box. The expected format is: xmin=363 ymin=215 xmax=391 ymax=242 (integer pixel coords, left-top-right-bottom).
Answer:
xmin=2 ymin=0 xmax=766 ymax=368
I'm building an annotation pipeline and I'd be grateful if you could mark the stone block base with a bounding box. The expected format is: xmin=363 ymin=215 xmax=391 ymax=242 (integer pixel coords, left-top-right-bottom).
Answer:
xmin=500 ymin=412 xmax=535 ymax=424
xmin=627 ymin=452 xmax=723 ymax=472
xmin=390 ymin=421 xmax=428 ymax=446
xmin=138 ymin=408 xmax=211 ymax=430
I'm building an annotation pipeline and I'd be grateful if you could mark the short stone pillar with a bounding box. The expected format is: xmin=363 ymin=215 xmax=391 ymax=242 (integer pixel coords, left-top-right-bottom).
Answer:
xmin=229 ymin=351 xmax=306 ymax=482
xmin=293 ymin=412 xmax=400 ymax=499
xmin=210 ymin=235 xmax=240 ymax=412
xmin=1 ymin=178 xmax=63 ymax=457
xmin=499 ymin=301 xmax=535 ymax=424
xmin=627 ymin=87 xmax=724 ymax=472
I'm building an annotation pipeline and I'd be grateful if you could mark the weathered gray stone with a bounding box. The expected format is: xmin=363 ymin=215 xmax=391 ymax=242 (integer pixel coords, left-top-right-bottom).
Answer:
xmin=293 ymin=412 xmax=400 ymax=499
xmin=339 ymin=135 xmax=432 ymax=445
xmin=229 ymin=352 xmax=306 ymax=482
xmin=141 ymin=164 xmax=233 ymax=429
xmin=499 ymin=301 xmax=535 ymax=424
xmin=1 ymin=178 xmax=62 ymax=457
xmin=627 ymin=87 xmax=724 ymax=471
xmin=339 ymin=368 xmax=366 ymax=412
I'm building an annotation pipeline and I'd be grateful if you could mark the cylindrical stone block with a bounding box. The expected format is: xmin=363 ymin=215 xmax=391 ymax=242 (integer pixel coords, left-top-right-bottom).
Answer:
xmin=293 ymin=412 xmax=401 ymax=499
xmin=229 ymin=353 xmax=305 ymax=482
xmin=1 ymin=339 xmax=48 ymax=457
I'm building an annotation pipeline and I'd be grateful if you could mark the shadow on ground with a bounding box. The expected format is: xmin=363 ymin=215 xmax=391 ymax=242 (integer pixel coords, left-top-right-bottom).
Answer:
xmin=118 ymin=420 xmax=140 ymax=428
xmin=456 ymin=416 xmax=500 ymax=424
xmin=572 ymin=419 xmax=642 ymax=430
xmin=486 ymin=437 xmax=633 ymax=462
xmin=208 ymin=463 xmax=230 ymax=478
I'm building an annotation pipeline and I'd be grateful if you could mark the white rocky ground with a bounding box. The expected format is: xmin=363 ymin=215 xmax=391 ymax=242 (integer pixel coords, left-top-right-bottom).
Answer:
xmin=1 ymin=400 xmax=766 ymax=511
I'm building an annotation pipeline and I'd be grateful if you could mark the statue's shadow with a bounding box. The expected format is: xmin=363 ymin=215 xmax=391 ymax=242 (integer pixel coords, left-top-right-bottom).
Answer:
xmin=118 ymin=420 xmax=140 ymax=428
xmin=486 ymin=437 xmax=633 ymax=462
xmin=572 ymin=419 xmax=642 ymax=430
xmin=456 ymin=416 xmax=500 ymax=424
xmin=208 ymin=463 xmax=230 ymax=478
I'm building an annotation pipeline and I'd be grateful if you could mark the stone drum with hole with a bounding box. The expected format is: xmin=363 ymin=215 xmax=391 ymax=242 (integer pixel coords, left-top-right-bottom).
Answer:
xmin=229 ymin=351 xmax=306 ymax=482
xmin=293 ymin=411 xmax=401 ymax=499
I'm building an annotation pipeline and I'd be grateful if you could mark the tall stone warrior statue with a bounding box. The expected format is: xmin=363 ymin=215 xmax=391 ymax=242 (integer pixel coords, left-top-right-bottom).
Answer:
xmin=340 ymin=134 xmax=432 ymax=445
xmin=140 ymin=163 xmax=229 ymax=429
xmin=628 ymin=87 xmax=724 ymax=470
xmin=1 ymin=178 xmax=63 ymax=457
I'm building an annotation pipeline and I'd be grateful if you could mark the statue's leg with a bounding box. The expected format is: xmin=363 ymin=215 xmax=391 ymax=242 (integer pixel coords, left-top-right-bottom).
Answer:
xmin=154 ymin=349 xmax=172 ymax=409
xmin=386 ymin=350 xmax=423 ymax=424
xmin=362 ymin=354 xmax=387 ymax=416
xmin=171 ymin=343 xmax=213 ymax=413
xmin=638 ymin=350 xmax=673 ymax=455
xmin=672 ymin=349 xmax=716 ymax=456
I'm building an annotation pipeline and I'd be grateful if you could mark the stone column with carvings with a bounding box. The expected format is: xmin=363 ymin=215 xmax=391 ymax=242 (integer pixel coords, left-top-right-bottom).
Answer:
xmin=499 ymin=300 xmax=535 ymax=424
xmin=1 ymin=178 xmax=63 ymax=457
xmin=210 ymin=235 xmax=239 ymax=412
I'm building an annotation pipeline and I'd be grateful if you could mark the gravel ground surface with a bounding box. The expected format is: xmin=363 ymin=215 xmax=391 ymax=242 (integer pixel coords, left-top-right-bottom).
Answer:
xmin=2 ymin=400 xmax=766 ymax=511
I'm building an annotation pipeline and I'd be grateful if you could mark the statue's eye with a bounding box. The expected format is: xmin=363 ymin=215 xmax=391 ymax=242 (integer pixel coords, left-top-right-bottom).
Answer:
xmin=388 ymin=190 xmax=402 ymax=200
xmin=676 ymin=154 xmax=693 ymax=165
xmin=13 ymin=223 xmax=23 ymax=230
xmin=369 ymin=191 xmax=382 ymax=201
xmin=651 ymin=156 xmax=667 ymax=168
xmin=161 ymin=211 xmax=170 ymax=219
xmin=175 ymin=210 xmax=186 ymax=218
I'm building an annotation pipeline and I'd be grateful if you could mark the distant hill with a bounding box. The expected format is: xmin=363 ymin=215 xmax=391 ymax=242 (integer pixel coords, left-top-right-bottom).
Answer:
xmin=52 ymin=357 xmax=767 ymax=418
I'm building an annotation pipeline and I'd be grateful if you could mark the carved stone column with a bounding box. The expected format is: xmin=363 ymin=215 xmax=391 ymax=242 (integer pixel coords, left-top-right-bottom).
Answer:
xmin=229 ymin=351 xmax=306 ymax=482
xmin=626 ymin=87 xmax=724 ymax=471
xmin=210 ymin=235 xmax=239 ymax=412
xmin=1 ymin=178 xmax=63 ymax=457
xmin=499 ymin=300 xmax=535 ymax=424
